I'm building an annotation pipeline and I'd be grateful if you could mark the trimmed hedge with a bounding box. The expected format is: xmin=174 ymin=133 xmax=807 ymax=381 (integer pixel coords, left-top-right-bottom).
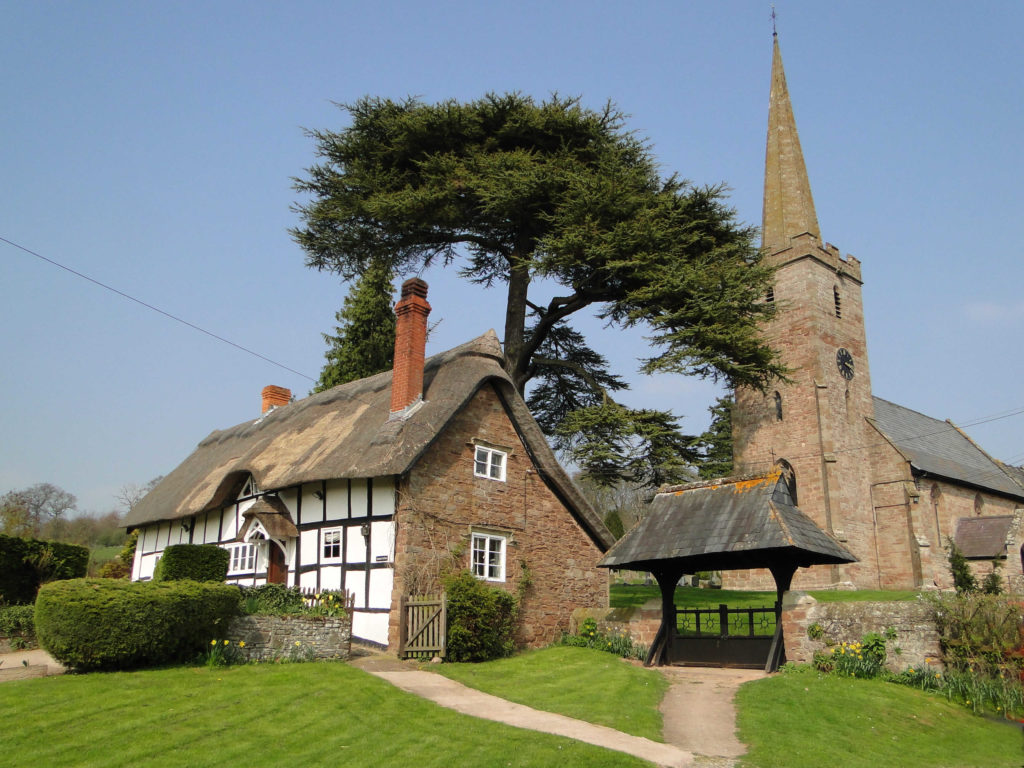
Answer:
xmin=0 ymin=605 xmax=36 ymax=648
xmin=35 ymin=578 xmax=241 ymax=670
xmin=0 ymin=534 xmax=89 ymax=604
xmin=152 ymin=544 xmax=230 ymax=583
xmin=443 ymin=570 xmax=518 ymax=662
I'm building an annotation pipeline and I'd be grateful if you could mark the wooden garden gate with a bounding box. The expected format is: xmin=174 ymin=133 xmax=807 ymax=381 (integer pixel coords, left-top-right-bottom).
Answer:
xmin=398 ymin=593 xmax=446 ymax=659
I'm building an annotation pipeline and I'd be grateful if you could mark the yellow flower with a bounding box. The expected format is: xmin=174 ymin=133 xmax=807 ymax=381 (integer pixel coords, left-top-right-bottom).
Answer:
xmin=294 ymin=641 xmax=301 ymax=646
xmin=223 ymin=640 xmax=230 ymax=646
xmin=239 ymin=641 xmax=246 ymax=648
xmin=211 ymin=639 xmax=217 ymax=646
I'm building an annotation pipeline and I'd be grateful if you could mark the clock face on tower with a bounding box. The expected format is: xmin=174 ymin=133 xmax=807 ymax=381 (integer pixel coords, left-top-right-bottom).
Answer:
xmin=836 ymin=348 xmax=855 ymax=380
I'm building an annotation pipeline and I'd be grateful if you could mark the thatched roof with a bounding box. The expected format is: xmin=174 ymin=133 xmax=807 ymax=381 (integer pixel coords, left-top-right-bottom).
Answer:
xmin=598 ymin=471 xmax=856 ymax=573
xmin=126 ymin=331 xmax=612 ymax=550
xmin=237 ymin=496 xmax=299 ymax=541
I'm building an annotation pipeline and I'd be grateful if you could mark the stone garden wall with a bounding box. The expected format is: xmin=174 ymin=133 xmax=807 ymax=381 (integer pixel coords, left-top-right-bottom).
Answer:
xmin=781 ymin=592 xmax=941 ymax=671
xmin=225 ymin=614 xmax=352 ymax=662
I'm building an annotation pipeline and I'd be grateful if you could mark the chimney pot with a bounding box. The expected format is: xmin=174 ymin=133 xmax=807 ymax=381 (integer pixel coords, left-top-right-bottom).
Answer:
xmin=390 ymin=278 xmax=431 ymax=415
xmin=262 ymin=385 xmax=291 ymax=414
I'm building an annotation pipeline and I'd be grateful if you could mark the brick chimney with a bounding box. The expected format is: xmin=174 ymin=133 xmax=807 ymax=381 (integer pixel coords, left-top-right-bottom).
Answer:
xmin=261 ymin=385 xmax=291 ymax=413
xmin=390 ymin=278 xmax=431 ymax=415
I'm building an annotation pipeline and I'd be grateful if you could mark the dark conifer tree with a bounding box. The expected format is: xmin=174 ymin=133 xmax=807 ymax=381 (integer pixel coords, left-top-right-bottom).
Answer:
xmin=313 ymin=257 xmax=396 ymax=392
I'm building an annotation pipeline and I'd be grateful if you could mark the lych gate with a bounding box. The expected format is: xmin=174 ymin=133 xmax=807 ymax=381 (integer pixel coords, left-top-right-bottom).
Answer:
xmin=598 ymin=471 xmax=856 ymax=672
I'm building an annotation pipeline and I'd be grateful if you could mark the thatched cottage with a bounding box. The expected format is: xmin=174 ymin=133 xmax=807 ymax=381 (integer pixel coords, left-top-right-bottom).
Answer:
xmin=125 ymin=279 xmax=612 ymax=649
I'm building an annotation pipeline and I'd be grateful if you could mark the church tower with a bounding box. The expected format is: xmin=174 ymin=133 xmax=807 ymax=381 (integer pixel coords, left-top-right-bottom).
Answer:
xmin=732 ymin=33 xmax=882 ymax=588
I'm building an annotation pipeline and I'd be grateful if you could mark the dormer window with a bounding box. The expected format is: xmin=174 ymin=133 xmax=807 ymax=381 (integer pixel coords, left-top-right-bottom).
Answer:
xmin=474 ymin=446 xmax=507 ymax=481
xmin=240 ymin=475 xmax=260 ymax=498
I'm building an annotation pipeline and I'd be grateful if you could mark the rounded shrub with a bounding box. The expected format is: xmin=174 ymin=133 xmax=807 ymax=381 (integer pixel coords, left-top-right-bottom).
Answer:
xmin=443 ymin=570 xmax=517 ymax=662
xmin=35 ymin=578 xmax=241 ymax=670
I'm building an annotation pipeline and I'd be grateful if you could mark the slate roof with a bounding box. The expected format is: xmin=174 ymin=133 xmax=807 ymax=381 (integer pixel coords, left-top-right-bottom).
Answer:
xmin=125 ymin=331 xmax=613 ymax=550
xmin=870 ymin=397 xmax=1024 ymax=500
xmin=598 ymin=471 xmax=856 ymax=573
xmin=954 ymin=516 xmax=1014 ymax=559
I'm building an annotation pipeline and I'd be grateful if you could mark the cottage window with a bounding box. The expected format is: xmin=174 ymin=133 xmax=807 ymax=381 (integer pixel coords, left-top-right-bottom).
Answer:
xmin=227 ymin=543 xmax=257 ymax=574
xmin=322 ymin=528 xmax=342 ymax=561
xmin=474 ymin=446 xmax=507 ymax=481
xmin=471 ymin=532 xmax=506 ymax=582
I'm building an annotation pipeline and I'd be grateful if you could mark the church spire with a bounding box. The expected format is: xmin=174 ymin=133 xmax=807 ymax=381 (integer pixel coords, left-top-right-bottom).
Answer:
xmin=762 ymin=32 xmax=820 ymax=253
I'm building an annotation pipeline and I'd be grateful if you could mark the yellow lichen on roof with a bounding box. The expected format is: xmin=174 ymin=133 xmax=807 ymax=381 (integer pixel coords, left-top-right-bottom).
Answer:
xmin=732 ymin=470 xmax=781 ymax=494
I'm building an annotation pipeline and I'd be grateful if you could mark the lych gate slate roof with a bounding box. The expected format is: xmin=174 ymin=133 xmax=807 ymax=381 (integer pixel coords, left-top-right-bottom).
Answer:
xmin=870 ymin=397 xmax=1024 ymax=500
xmin=125 ymin=331 xmax=613 ymax=550
xmin=598 ymin=472 xmax=856 ymax=573
xmin=954 ymin=516 xmax=1014 ymax=559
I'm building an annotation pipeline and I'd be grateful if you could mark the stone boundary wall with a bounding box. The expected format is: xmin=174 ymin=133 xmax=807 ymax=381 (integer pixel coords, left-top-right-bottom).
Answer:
xmin=781 ymin=592 xmax=941 ymax=671
xmin=574 ymin=594 xmax=943 ymax=672
xmin=571 ymin=604 xmax=662 ymax=648
xmin=225 ymin=614 xmax=352 ymax=662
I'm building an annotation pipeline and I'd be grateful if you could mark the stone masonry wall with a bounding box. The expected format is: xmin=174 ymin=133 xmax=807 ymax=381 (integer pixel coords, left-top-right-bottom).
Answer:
xmin=225 ymin=614 xmax=352 ymax=661
xmin=389 ymin=383 xmax=609 ymax=650
xmin=570 ymin=605 xmax=662 ymax=649
xmin=781 ymin=592 xmax=941 ymax=671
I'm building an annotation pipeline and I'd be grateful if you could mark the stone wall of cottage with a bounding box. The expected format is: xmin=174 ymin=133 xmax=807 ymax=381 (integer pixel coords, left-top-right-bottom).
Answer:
xmin=225 ymin=614 xmax=352 ymax=661
xmin=389 ymin=383 xmax=609 ymax=649
xmin=781 ymin=592 xmax=941 ymax=671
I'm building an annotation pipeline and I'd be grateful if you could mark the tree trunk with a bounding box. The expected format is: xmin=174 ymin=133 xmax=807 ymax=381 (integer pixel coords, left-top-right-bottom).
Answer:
xmin=503 ymin=257 xmax=530 ymax=394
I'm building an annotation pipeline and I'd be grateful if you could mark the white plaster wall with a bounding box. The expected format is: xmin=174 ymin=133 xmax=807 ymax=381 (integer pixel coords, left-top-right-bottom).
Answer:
xmin=350 ymin=479 xmax=368 ymax=518
xmin=346 ymin=528 xmax=367 ymax=562
xmin=370 ymin=520 xmax=395 ymax=562
xmin=300 ymin=529 xmax=318 ymax=567
xmin=368 ymin=568 xmax=393 ymax=608
xmin=353 ymin=612 xmax=389 ymax=645
xmin=325 ymin=478 xmax=348 ymax=521
xmin=372 ymin=478 xmax=395 ymax=516
xmin=300 ymin=484 xmax=323 ymax=525
xmin=319 ymin=565 xmax=343 ymax=591
xmin=347 ymin=571 xmax=365 ymax=608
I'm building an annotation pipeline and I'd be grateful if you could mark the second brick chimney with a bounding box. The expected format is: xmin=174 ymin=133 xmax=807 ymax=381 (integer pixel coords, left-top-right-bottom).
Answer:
xmin=261 ymin=385 xmax=291 ymax=414
xmin=390 ymin=278 xmax=431 ymax=416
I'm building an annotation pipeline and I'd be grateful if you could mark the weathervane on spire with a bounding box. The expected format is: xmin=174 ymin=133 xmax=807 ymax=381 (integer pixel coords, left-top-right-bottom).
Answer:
xmin=771 ymin=5 xmax=777 ymax=36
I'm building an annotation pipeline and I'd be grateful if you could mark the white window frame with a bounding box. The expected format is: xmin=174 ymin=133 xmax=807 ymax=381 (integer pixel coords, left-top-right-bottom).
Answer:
xmin=321 ymin=527 xmax=343 ymax=562
xmin=471 ymin=532 xmax=507 ymax=582
xmin=474 ymin=446 xmax=507 ymax=482
xmin=227 ymin=543 xmax=257 ymax=574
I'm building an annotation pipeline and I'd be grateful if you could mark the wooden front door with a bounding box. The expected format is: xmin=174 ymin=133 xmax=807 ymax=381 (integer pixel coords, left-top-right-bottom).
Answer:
xmin=267 ymin=542 xmax=287 ymax=584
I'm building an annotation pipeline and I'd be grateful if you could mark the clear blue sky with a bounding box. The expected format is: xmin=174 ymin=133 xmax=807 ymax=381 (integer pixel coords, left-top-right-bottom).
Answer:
xmin=3 ymin=1 xmax=1022 ymax=514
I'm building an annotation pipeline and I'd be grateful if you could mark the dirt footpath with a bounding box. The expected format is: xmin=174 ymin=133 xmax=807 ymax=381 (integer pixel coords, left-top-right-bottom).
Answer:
xmin=658 ymin=666 xmax=766 ymax=765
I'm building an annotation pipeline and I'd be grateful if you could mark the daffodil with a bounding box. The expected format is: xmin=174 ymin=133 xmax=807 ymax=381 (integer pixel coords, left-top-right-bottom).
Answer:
xmin=239 ymin=641 xmax=246 ymax=648
xmin=295 ymin=641 xmax=301 ymax=646
xmin=223 ymin=640 xmax=230 ymax=646
xmin=211 ymin=639 xmax=217 ymax=646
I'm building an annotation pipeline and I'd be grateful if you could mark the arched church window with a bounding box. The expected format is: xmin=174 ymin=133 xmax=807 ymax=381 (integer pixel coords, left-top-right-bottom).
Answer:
xmin=974 ymin=493 xmax=984 ymax=516
xmin=777 ymin=459 xmax=797 ymax=505
xmin=774 ymin=391 xmax=783 ymax=421
xmin=833 ymin=286 xmax=842 ymax=318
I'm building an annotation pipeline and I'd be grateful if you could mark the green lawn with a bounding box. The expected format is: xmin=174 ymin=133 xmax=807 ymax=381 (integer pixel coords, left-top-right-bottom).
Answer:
xmin=434 ymin=646 xmax=667 ymax=740
xmin=1 ymin=662 xmax=652 ymax=767
xmin=736 ymin=669 xmax=1022 ymax=768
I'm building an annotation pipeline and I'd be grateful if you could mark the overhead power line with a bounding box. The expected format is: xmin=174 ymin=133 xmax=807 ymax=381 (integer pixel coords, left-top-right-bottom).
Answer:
xmin=1 ymin=235 xmax=314 ymax=381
